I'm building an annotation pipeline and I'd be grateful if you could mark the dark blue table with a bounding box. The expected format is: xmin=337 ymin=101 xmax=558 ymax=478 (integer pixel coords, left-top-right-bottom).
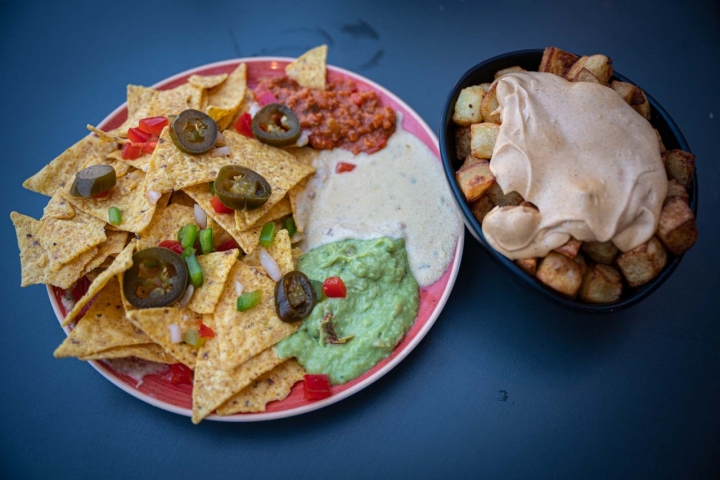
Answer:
xmin=2 ymin=1 xmax=719 ymax=478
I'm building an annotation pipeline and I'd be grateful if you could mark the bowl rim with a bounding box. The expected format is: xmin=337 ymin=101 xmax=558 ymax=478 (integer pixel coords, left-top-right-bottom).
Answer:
xmin=439 ymin=48 xmax=698 ymax=313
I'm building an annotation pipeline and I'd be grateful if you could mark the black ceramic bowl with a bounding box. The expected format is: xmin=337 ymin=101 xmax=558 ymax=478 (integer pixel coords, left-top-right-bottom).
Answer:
xmin=440 ymin=49 xmax=698 ymax=313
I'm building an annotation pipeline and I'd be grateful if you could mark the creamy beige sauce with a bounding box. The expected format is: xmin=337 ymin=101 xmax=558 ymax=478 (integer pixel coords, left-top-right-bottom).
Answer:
xmin=294 ymin=123 xmax=462 ymax=287
xmin=482 ymin=72 xmax=666 ymax=259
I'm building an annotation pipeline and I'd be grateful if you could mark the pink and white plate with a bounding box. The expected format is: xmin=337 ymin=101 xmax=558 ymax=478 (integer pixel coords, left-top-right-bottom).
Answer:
xmin=47 ymin=58 xmax=464 ymax=421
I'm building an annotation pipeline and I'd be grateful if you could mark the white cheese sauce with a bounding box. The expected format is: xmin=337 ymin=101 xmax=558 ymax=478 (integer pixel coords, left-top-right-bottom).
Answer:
xmin=294 ymin=122 xmax=462 ymax=287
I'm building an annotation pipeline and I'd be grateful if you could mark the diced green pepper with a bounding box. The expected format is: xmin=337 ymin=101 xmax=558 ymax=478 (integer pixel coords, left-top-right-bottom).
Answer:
xmin=183 ymin=329 xmax=205 ymax=349
xmin=282 ymin=217 xmax=297 ymax=237
xmin=259 ymin=222 xmax=275 ymax=248
xmin=199 ymin=228 xmax=213 ymax=255
xmin=180 ymin=224 xmax=198 ymax=249
xmin=181 ymin=246 xmax=195 ymax=260
xmin=185 ymin=253 xmax=203 ymax=288
xmin=108 ymin=207 xmax=122 ymax=226
xmin=237 ymin=290 xmax=261 ymax=311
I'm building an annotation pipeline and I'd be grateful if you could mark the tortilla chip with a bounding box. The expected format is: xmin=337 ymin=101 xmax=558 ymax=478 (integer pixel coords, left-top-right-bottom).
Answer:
xmin=62 ymin=240 xmax=136 ymax=326
xmin=291 ymin=247 xmax=302 ymax=266
xmin=11 ymin=212 xmax=51 ymax=286
xmin=125 ymin=306 xmax=198 ymax=368
xmin=107 ymin=149 xmax=150 ymax=173
xmin=214 ymin=262 xmax=299 ymax=371
xmin=63 ymin=167 xmax=157 ymax=233
xmin=137 ymin=203 xmax=196 ymax=250
xmin=37 ymin=211 xmax=107 ymax=271
xmin=54 ymin=278 xmax=149 ymax=358
xmin=217 ymin=359 xmax=304 ymax=415
xmin=82 ymin=230 xmax=128 ymax=274
xmin=23 ymin=135 xmax=117 ymax=196
xmin=287 ymin=177 xmax=308 ymax=234
xmin=206 ymin=64 xmax=247 ymax=130
xmin=187 ymin=250 xmax=238 ymax=314
xmin=266 ymin=229 xmax=294 ymax=276
xmin=188 ymin=73 xmax=228 ymax=90
xmin=79 ymin=343 xmax=175 ymax=363
xmin=147 ymin=83 xmax=204 ymax=118
xmin=108 ymin=85 xmax=157 ymax=136
xmin=87 ymin=125 xmax=128 ymax=144
xmin=42 ymin=193 xmax=75 ymax=220
xmin=192 ymin=331 xmax=284 ymax=423
xmin=285 ymin=45 xmax=327 ymax=90
xmin=168 ymin=190 xmax=196 ymax=209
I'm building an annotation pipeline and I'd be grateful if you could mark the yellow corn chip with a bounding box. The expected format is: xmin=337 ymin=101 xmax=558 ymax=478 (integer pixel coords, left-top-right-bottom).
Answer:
xmin=147 ymin=83 xmax=204 ymax=118
xmin=187 ymin=250 xmax=238 ymax=314
xmin=62 ymin=239 xmax=136 ymax=326
xmin=206 ymin=64 xmax=247 ymax=130
xmin=217 ymin=359 xmax=304 ymax=415
xmin=168 ymin=190 xmax=196 ymax=209
xmin=108 ymin=85 xmax=157 ymax=137
xmin=235 ymin=195 xmax=292 ymax=233
xmin=188 ymin=73 xmax=228 ymax=90
xmin=79 ymin=343 xmax=175 ymax=363
xmin=23 ymin=135 xmax=117 ymax=196
xmin=215 ymin=262 xmax=299 ymax=371
xmin=11 ymin=212 xmax=51 ymax=286
xmin=125 ymin=307 xmax=198 ymax=368
xmin=82 ymin=230 xmax=128 ymax=274
xmin=287 ymin=177 xmax=308 ymax=233
xmin=54 ymin=278 xmax=149 ymax=358
xmin=266 ymin=229 xmax=294 ymax=276
xmin=137 ymin=203 xmax=196 ymax=250
xmin=285 ymin=45 xmax=327 ymax=90
xmin=37 ymin=211 xmax=107 ymax=271
xmin=192 ymin=318 xmax=284 ymax=423
xmin=63 ymin=168 xmax=158 ymax=233
xmin=291 ymin=247 xmax=302 ymax=266
xmin=86 ymin=125 xmax=128 ymax=144
xmin=42 ymin=193 xmax=75 ymax=220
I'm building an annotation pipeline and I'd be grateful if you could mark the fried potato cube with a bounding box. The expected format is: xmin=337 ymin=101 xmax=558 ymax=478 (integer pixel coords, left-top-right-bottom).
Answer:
xmin=479 ymin=83 xmax=492 ymax=92
xmin=613 ymin=81 xmax=651 ymax=120
xmin=487 ymin=183 xmax=524 ymax=207
xmin=567 ymin=68 xmax=600 ymax=84
xmin=566 ymin=54 xmax=613 ymax=85
xmin=554 ymin=238 xmax=582 ymax=259
xmin=461 ymin=154 xmax=481 ymax=170
xmin=631 ymin=89 xmax=651 ymax=120
xmin=616 ymin=237 xmax=667 ymax=287
xmin=452 ymin=86 xmax=485 ymax=127
xmin=662 ymin=149 xmax=696 ymax=189
xmin=494 ymin=66 xmax=525 ymax=79
xmin=536 ymin=252 xmax=585 ymax=297
xmin=664 ymin=179 xmax=689 ymax=205
xmin=470 ymin=123 xmax=499 ymax=159
xmin=654 ymin=129 xmax=666 ymax=152
xmin=470 ymin=196 xmax=494 ymax=223
xmin=480 ymin=82 xmax=500 ymax=124
xmin=515 ymin=258 xmax=537 ymax=276
xmin=455 ymin=127 xmax=471 ymax=160
xmin=657 ymin=197 xmax=698 ymax=255
xmin=580 ymin=241 xmax=619 ymax=265
xmin=539 ymin=47 xmax=580 ymax=77
xmin=579 ymin=264 xmax=622 ymax=303
xmin=455 ymin=159 xmax=495 ymax=202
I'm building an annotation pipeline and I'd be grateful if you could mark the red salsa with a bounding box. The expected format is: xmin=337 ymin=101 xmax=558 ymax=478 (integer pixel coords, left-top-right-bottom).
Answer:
xmin=255 ymin=76 xmax=396 ymax=154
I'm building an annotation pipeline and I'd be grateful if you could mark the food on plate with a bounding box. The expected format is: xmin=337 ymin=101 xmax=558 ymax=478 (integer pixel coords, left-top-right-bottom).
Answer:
xmin=452 ymin=46 xmax=697 ymax=303
xmin=12 ymin=46 xmax=461 ymax=422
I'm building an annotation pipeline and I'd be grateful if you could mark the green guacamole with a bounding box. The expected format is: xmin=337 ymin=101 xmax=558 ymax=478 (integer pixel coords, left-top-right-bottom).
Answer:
xmin=274 ymin=237 xmax=419 ymax=384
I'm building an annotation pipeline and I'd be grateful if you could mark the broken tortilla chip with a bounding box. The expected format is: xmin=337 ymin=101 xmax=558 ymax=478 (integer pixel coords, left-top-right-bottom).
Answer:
xmin=82 ymin=230 xmax=129 ymax=275
xmin=125 ymin=306 xmax=198 ymax=368
xmin=188 ymin=73 xmax=228 ymax=90
xmin=79 ymin=343 xmax=176 ymax=363
xmin=36 ymin=211 xmax=107 ymax=271
xmin=205 ymin=64 xmax=247 ymax=130
xmin=217 ymin=359 xmax=304 ymax=415
xmin=87 ymin=125 xmax=128 ymax=144
xmin=62 ymin=240 xmax=136 ymax=326
xmin=23 ymin=135 xmax=117 ymax=197
xmin=147 ymin=83 xmax=204 ymax=118
xmin=187 ymin=250 xmax=238 ymax=314
xmin=214 ymin=262 xmax=299 ymax=371
xmin=137 ymin=203 xmax=196 ymax=250
xmin=285 ymin=45 xmax=327 ymax=90
xmin=42 ymin=193 xmax=75 ymax=220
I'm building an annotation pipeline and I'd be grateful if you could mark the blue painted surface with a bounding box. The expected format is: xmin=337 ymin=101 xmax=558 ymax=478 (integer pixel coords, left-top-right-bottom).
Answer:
xmin=1 ymin=1 xmax=718 ymax=478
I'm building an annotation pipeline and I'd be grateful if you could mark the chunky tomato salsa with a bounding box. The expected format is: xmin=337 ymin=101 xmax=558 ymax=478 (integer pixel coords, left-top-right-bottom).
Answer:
xmin=255 ymin=76 xmax=396 ymax=154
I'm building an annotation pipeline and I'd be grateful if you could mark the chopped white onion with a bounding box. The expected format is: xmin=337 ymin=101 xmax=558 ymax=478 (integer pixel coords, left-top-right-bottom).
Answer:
xmin=140 ymin=164 xmax=149 ymax=172
xmin=177 ymin=285 xmax=194 ymax=308
xmin=215 ymin=131 xmax=226 ymax=146
xmin=234 ymin=280 xmax=245 ymax=296
xmin=211 ymin=146 xmax=231 ymax=157
xmin=146 ymin=189 xmax=162 ymax=205
xmin=296 ymin=130 xmax=310 ymax=147
xmin=259 ymin=247 xmax=281 ymax=282
xmin=193 ymin=204 xmax=207 ymax=229
xmin=168 ymin=324 xmax=182 ymax=344
xmin=248 ymin=102 xmax=261 ymax=117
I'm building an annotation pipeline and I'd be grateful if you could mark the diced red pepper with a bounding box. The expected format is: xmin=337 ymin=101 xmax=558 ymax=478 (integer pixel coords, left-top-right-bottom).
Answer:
xmin=138 ymin=116 xmax=169 ymax=136
xmin=196 ymin=319 xmax=215 ymax=338
xmin=234 ymin=112 xmax=254 ymax=138
xmin=217 ymin=238 xmax=240 ymax=252
xmin=121 ymin=142 xmax=143 ymax=160
xmin=141 ymin=141 xmax=158 ymax=154
xmin=322 ymin=277 xmax=347 ymax=298
xmin=303 ymin=374 xmax=332 ymax=401
xmin=210 ymin=194 xmax=234 ymax=214
xmin=255 ymin=89 xmax=279 ymax=106
xmin=158 ymin=240 xmax=183 ymax=255
xmin=169 ymin=363 xmax=193 ymax=385
xmin=127 ymin=127 xmax=151 ymax=143
xmin=335 ymin=162 xmax=356 ymax=174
